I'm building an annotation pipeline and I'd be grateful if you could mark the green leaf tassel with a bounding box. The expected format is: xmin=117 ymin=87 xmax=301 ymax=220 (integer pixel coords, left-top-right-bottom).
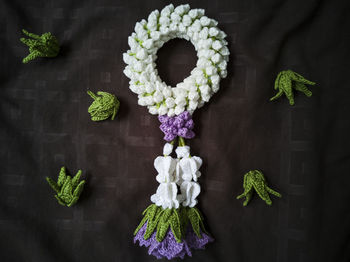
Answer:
xmin=46 ymin=167 xmax=85 ymax=207
xmin=236 ymin=170 xmax=281 ymax=206
xmin=20 ymin=29 xmax=60 ymax=63
xmin=87 ymin=91 xmax=120 ymax=121
xmin=134 ymin=204 xmax=209 ymax=243
xmin=270 ymin=70 xmax=316 ymax=105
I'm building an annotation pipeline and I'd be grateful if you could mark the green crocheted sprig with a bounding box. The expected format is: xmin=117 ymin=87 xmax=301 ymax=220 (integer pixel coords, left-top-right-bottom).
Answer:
xmin=270 ymin=70 xmax=316 ymax=105
xmin=46 ymin=167 xmax=85 ymax=207
xmin=134 ymin=204 xmax=208 ymax=243
xmin=236 ymin=170 xmax=281 ymax=206
xmin=20 ymin=29 xmax=60 ymax=63
xmin=87 ymin=91 xmax=120 ymax=121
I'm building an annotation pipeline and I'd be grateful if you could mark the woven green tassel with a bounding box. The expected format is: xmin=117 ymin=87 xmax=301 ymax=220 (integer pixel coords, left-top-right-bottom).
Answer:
xmin=236 ymin=170 xmax=281 ymax=206
xmin=270 ymin=70 xmax=316 ymax=105
xmin=46 ymin=167 xmax=85 ymax=207
xmin=20 ymin=29 xmax=60 ymax=63
xmin=134 ymin=204 xmax=208 ymax=243
xmin=87 ymin=91 xmax=120 ymax=121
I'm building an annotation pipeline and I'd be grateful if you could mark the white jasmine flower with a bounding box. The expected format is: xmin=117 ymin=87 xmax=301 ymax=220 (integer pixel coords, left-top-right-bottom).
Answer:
xmin=149 ymin=106 xmax=158 ymax=115
xmin=167 ymin=108 xmax=175 ymax=117
xmin=136 ymin=49 xmax=147 ymax=60
xmin=209 ymin=27 xmax=219 ymax=37
xmin=212 ymin=40 xmax=223 ymax=50
xmin=200 ymin=16 xmax=210 ymax=26
xmin=211 ymin=74 xmax=220 ymax=85
xmin=182 ymin=15 xmax=192 ymax=26
xmin=165 ymin=97 xmax=175 ymax=108
xmin=143 ymin=39 xmax=153 ymax=49
xmin=153 ymin=90 xmax=163 ymax=103
xmin=158 ymin=104 xmax=168 ymax=115
xmin=174 ymin=105 xmax=185 ymax=115
xmin=211 ymin=53 xmax=221 ymax=64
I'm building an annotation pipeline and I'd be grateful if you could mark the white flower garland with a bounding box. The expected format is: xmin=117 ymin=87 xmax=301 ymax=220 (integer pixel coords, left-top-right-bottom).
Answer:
xmin=123 ymin=4 xmax=230 ymax=116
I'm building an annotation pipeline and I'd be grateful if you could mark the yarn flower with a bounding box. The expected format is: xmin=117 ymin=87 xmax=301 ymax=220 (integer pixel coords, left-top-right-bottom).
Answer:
xmin=87 ymin=91 xmax=120 ymax=121
xmin=134 ymin=204 xmax=213 ymax=260
xmin=270 ymin=70 xmax=316 ymax=105
xmin=46 ymin=167 xmax=85 ymax=207
xmin=159 ymin=111 xmax=195 ymax=141
xmin=20 ymin=29 xmax=60 ymax=63
xmin=236 ymin=170 xmax=281 ymax=206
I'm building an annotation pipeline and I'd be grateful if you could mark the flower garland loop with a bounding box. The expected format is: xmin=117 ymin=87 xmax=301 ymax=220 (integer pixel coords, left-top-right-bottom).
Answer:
xmin=123 ymin=4 xmax=229 ymax=116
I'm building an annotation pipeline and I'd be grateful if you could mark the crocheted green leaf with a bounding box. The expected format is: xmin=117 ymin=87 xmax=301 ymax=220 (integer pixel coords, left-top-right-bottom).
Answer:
xmin=46 ymin=177 xmax=60 ymax=193
xmin=187 ymin=207 xmax=201 ymax=238
xmin=266 ymin=186 xmax=282 ymax=198
xmin=67 ymin=196 xmax=79 ymax=207
xmin=144 ymin=209 xmax=162 ymax=240
xmin=47 ymin=167 xmax=85 ymax=207
xmin=156 ymin=209 xmax=171 ymax=242
xmin=55 ymin=195 xmax=66 ymax=206
xmin=236 ymin=170 xmax=281 ymax=206
xmin=270 ymin=70 xmax=316 ymax=105
xmin=72 ymin=170 xmax=82 ymax=188
xmin=169 ymin=210 xmax=182 ymax=243
xmin=20 ymin=29 xmax=59 ymax=63
xmin=87 ymin=91 xmax=120 ymax=121
xmin=73 ymin=180 xmax=85 ymax=198
xmin=134 ymin=215 xmax=148 ymax=235
xmin=57 ymin=167 xmax=66 ymax=187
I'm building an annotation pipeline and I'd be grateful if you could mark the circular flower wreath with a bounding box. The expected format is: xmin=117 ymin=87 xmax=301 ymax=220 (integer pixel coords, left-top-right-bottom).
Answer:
xmin=123 ymin=3 xmax=229 ymax=116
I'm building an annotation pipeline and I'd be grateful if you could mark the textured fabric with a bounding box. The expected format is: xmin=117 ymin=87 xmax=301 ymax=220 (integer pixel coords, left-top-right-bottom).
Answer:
xmin=134 ymin=222 xmax=213 ymax=260
xmin=1 ymin=0 xmax=350 ymax=262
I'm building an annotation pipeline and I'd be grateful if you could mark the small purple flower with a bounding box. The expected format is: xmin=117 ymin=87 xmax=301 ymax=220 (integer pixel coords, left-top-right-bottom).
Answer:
xmin=158 ymin=111 xmax=195 ymax=141
xmin=160 ymin=123 xmax=168 ymax=133
xmin=177 ymin=127 xmax=189 ymax=137
xmin=173 ymin=118 xmax=185 ymax=129
xmin=134 ymin=222 xmax=214 ymax=260
xmin=185 ymin=119 xmax=194 ymax=129
xmin=167 ymin=118 xmax=175 ymax=126
xmin=179 ymin=111 xmax=190 ymax=121
xmin=164 ymin=133 xmax=177 ymax=142
xmin=158 ymin=115 xmax=169 ymax=123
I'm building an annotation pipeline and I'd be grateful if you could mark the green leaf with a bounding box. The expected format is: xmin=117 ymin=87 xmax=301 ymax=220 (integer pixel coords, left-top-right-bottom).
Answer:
xmin=57 ymin=167 xmax=66 ymax=186
xmin=62 ymin=176 xmax=73 ymax=197
xmin=144 ymin=210 xmax=162 ymax=240
xmin=46 ymin=177 xmax=60 ymax=193
xmin=73 ymin=180 xmax=85 ymax=198
xmin=55 ymin=195 xmax=66 ymax=206
xmin=188 ymin=208 xmax=201 ymax=238
xmin=72 ymin=170 xmax=82 ymax=188
xmin=156 ymin=219 xmax=170 ymax=242
xmin=134 ymin=215 xmax=148 ymax=235
xmin=169 ymin=210 xmax=182 ymax=242
xmin=67 ymin=196 xmax=79 ymax=207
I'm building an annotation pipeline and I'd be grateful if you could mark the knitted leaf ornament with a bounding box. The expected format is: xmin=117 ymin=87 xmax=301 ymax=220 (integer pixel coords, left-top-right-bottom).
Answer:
xmin=134 ymin=204 xmax=211 ymax=243
xmin=46 ymin=167 xmax=85 ymax=207
xmin=236 ymin=170 xmax=281 ymax=206
xmin=20 ymin=29 xmax=60 ymax=63
xmin=87 ymin=91 xmax=120 ymax=121
xmin=270 ymin=70 xmax=316 ymax=105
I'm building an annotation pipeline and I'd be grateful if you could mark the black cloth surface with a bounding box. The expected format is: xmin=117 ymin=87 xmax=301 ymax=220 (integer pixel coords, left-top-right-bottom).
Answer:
xmin=1 ymin=0 xmax=350 ymax=261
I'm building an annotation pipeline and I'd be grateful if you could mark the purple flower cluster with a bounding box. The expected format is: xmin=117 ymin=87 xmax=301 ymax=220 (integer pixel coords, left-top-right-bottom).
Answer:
xmin=158 ymin=111 xmax=195 ymax=142
xmin=134 ymin=222 xmax=214 ymax=260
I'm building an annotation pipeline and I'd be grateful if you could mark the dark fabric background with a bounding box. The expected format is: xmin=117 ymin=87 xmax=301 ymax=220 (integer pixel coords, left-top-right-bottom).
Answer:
xmin=1 ymin=0 xmax=350 ymax=261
